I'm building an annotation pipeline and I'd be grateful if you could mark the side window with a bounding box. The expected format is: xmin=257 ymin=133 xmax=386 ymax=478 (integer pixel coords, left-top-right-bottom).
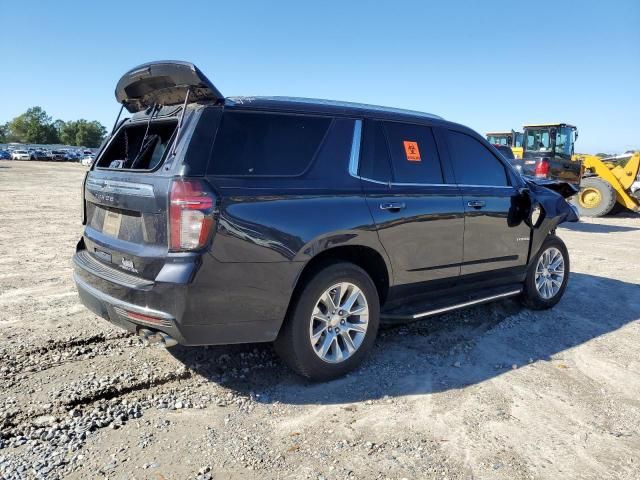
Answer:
xmin=383 ymin=122 xmax=444 ymax=184
xmin=208 ymin=112 xmax=331 ymax=176
xmin=447 ymin=130 xmax=509 ymax=186
xmin=359 ymin=120 xmax=392 ymax=182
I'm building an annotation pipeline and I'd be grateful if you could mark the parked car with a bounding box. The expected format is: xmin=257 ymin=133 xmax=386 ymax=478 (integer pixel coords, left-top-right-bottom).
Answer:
xmin=493 ymin=144 xmax=523 ymax=174
xmin=73 ymin=61 xmax=579 ymax=380
xmin=80 ymin=155 xmax=94 ymax=167
xmin=0 ymin=150 xmax=11 ymax=160
xmin=11 ymin=149 xmax=31 ymax=160
xmin=49 ymin=150 xmax=68 ymax=161
xmin=32 ymin=150 xmax=49 ymax=161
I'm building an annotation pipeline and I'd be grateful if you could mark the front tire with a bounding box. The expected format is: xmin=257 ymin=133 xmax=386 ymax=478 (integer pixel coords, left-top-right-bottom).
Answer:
xmin=574 ymin=177 xmax=617 ymax=217
xmin=275 ymin=262 xmax=380 ymax=381
xmin=521 ymin=235 xmax=569 ymax=310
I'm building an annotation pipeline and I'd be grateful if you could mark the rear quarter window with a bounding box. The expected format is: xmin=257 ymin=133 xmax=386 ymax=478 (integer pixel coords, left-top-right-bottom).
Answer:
xmin=207 ymin=111 xmax=332 ymax=176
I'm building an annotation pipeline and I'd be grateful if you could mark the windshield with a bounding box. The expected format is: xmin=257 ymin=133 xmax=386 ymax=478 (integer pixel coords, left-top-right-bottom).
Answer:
xmin=525 ymin=128 xmax=552 ymax=152
xmin=486 ymin=134 xmax=511 ymax=146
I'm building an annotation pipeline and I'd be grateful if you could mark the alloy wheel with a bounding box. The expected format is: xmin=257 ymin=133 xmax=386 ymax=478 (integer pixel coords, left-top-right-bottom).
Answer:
xmin=535 ymin=247 xmax=565 ymax=300
xmin=309 ymin=282 xmax=369 ymax=363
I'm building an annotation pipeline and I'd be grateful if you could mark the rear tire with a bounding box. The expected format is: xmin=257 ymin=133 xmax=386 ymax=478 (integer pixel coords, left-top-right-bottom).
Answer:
xmin=520 ymin=235 xmax=569 ymax=310
xmin=275 ymin=262 xmax=380 ymax=381
xmin=573 ymin=177 xmax=617 ymax=217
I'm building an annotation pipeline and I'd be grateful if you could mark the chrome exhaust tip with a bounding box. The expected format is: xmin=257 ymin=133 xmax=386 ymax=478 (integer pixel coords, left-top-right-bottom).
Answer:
xmin=158 ymin=332 xmax=178 ymax=348
xmin=137 ymin=328 xmax=177 ymax=348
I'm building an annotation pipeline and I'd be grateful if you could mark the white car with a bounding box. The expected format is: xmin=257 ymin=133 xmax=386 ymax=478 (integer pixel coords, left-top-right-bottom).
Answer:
xmin=11 ymin=150 xmax=31 ymax=160
xmin=80 ymin=155 xmax=94 ymax=167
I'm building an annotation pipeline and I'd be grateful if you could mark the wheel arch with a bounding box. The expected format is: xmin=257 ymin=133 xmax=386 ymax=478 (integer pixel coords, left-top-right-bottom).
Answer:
xmin=289 ymin=244 xmax=392 ymax=314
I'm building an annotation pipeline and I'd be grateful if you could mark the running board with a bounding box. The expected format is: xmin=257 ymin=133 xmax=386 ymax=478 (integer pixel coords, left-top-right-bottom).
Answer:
xmin=381 ymin=288 xmax=522 ymax=322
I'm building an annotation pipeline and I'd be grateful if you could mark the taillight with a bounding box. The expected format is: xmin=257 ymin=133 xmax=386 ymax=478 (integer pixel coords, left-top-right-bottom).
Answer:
xmin=535 ymin=159 xmax=550 ymax=178
xmin=169 ymin=178 xmax=216 ymax=251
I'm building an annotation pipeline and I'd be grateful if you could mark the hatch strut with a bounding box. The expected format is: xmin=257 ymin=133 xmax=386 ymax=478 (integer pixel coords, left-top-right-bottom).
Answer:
xmin=111 ymin=104 xmax=125 ymax=135
xmin=170 ymin=87 xmax=191 ymax=158
xmin=129 ymin=103 xmax=160 ymax=168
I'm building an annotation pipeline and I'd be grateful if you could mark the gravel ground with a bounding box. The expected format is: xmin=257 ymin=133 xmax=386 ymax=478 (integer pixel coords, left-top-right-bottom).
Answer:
xmin=0 ymin=160 xmax=639 ymax=480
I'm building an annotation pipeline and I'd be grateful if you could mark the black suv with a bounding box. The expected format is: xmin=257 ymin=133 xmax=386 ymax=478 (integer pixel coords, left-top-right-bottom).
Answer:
xmin=73 ymin=61 xmax=579 ymax=380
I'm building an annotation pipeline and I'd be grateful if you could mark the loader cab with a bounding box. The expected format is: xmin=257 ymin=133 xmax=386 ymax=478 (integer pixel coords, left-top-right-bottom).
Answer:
xmin=521 ymin=123 xmax=582 ymax=184
xmin=486 ymin=130 xmax=524 ymax=158
xmin=523 ymin=123 xmax=577 ymax=160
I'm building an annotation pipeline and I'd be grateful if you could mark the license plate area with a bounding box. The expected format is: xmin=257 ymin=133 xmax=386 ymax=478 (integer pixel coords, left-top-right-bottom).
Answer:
xmin=86 ymin=203 xmax=165 ymax=245
xmin=103 ymin=210 xmax=123 ymax=237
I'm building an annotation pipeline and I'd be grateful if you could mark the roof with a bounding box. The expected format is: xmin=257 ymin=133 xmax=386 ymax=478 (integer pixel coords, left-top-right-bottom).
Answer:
xmin=523 ymin=123 xmax=576 ymax=129
xmin=225 ymin=96 xmax=443 ymax=121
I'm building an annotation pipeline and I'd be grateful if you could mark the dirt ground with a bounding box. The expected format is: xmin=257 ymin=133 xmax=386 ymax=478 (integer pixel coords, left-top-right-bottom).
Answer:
xmin=0 ymin=161 xmax=638 ymax=480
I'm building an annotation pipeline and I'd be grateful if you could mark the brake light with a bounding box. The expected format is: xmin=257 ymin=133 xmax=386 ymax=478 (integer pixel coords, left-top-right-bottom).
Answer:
xmin=169 ymin=179 xmax=216 ymax=251
xmin=535 ymin=159 xmax=550 ymax=178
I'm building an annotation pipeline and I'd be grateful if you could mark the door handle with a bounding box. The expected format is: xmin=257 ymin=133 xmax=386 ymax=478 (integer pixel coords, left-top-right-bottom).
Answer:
xmin=467 ymin=200 xmax=486 ymax=209
xmin=379 ymin=202 xmax=406 ymax=212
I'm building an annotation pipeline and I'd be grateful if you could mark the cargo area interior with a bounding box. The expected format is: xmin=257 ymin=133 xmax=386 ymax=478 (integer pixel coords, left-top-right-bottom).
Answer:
xmin=96 ymin=120 xmax=178 ymax=170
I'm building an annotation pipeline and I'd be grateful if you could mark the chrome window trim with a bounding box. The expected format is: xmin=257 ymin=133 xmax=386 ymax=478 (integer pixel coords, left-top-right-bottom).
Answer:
xmin=348 ymin=119 xmax=363 ymax=177
xmin=348 ymin=120 xmax=515 ymax=190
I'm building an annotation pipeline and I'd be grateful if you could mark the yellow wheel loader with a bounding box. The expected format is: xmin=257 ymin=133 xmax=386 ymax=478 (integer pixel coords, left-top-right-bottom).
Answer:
xmin=572 ymin=151 xmax=640 ymax=216
xmin=520 ymin=122 xmax=639 ymax=217
xmin=485 ymin=130 xmax=524 ymax=158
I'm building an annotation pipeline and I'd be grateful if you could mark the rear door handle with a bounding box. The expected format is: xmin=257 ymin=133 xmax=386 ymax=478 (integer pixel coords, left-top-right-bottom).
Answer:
xmin=467 ymin=200 xmax=486 ymax=209
xmin=379 ymin=202 xmax=406 ymax=211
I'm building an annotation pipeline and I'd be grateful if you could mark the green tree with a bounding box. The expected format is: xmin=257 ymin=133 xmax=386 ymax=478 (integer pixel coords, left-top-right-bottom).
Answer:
xmin=0 ymin=123 xmax=6 ymax=144
xmin=6 ymin=107 xmax=59 ymax=144
xmin=60 ymin=120 xmax=106 ymax=147
xmin=59 ymin=121 xmax=78 ymax=146
xmin=53 ymin=119 xmax=66 ymax=142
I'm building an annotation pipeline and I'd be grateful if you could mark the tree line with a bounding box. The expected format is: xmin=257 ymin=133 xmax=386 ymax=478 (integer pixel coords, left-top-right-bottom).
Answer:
xmin=0 ymin=107 xmax=107 ymax=148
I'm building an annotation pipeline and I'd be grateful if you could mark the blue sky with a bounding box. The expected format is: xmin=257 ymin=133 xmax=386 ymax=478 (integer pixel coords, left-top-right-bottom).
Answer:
xmin=2 ymin=0 xmax=639 ymax=153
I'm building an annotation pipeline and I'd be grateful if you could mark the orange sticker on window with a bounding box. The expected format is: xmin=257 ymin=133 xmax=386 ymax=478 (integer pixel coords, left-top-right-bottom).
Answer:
xmin=403 ymin=141 xmax=421 ymax=161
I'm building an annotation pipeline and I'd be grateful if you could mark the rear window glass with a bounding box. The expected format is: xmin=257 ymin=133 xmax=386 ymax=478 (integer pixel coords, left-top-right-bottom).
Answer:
xmin=96 ymin=120 xmax=177 ymax=170
xmin=383 ymin=122 xmax=443 ymax=184
xmin=208 ymin=112 xmax=331 ymax=176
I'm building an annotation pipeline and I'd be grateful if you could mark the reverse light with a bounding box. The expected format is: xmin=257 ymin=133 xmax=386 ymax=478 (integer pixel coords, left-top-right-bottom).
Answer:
xmin=535 ymin=159 xmax=550 ymax=178
xmin=169 ymin=178 xmax=216 ymax=251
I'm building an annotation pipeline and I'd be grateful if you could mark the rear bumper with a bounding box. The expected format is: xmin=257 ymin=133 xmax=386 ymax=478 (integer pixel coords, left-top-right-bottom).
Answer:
xmin=73 ymin=250 xmax=287 ymax=346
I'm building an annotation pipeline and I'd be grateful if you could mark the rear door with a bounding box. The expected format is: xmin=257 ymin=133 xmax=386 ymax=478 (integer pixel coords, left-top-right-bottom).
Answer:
xmin=445 ymin=129 xmax=530 ymax=276
xmin=359 ymin=119 xmax=464 ymax=291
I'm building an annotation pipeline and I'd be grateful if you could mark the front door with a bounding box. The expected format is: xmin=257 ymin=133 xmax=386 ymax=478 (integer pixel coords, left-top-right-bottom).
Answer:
xmin=445 ymin=129 xmax=530 ymax=276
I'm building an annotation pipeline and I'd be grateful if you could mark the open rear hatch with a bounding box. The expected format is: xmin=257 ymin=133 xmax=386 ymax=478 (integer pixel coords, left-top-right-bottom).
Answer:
xmin=80 ymin=61 xmax=222 ymax=282
xmin=115 ymin=60 xmax=223 ymax=113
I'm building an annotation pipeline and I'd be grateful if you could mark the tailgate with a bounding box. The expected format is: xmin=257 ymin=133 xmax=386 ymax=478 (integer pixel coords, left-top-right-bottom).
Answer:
xmin=82 ymin=172 xmax=172 ymax=280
